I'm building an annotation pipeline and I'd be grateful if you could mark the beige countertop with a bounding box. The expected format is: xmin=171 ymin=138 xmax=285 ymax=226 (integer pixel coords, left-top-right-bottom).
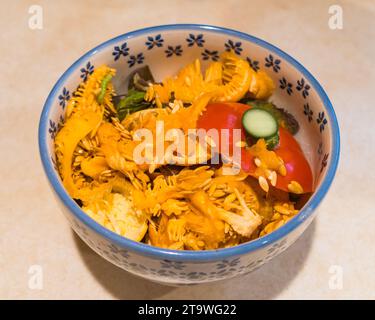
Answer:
xmin=1 ymin=0 xmax=374 ymax=299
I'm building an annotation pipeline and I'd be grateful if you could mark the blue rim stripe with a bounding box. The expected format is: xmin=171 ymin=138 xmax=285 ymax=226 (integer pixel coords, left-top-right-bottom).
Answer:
xmin=38 ymin=24 xmax=340 ymax=261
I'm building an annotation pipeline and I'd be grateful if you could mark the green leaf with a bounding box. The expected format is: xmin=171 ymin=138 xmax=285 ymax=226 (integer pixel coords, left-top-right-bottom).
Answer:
xmin=115 ymin=89 xmax=152 ymax=121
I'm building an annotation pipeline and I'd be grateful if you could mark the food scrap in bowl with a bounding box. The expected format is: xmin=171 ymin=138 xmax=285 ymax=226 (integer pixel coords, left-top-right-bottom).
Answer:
xmin=54 ymin=51 xmax=313 ymax=250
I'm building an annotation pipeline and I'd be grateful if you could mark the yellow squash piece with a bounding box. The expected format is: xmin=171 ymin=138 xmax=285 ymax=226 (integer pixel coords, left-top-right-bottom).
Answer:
xmin=145 ymin=59 xmax=217 ymax=104
xmin=99 ymin=94 xmax=214 ymax=173
xmin=80 ymin=156 xmax=109 ymax=179
xmin=249 ymin=70 xmax=275 ymax=100
xmin=55 ymin=111 xmax=102 ymax=197
xmin=145 ymin=51 xmax=275 ymax=105
xmin=212 ymin=51 xmax=252 ymax=102
xmin=54 ymin=65 xmax=116 ymax=201
xmin=204 ymin=61 xmax=223 ymax=85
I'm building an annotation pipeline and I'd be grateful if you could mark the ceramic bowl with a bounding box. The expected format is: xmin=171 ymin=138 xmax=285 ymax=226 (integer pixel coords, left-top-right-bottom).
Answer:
xmin=38 ymin=24 xmax=340 ymax=285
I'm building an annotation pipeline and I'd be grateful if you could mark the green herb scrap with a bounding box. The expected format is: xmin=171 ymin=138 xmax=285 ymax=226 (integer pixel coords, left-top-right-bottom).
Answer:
xmin=97 ymin=73 xmax=113 ymax=104
xmin=115 ymin=89 xmax=152 ymax=121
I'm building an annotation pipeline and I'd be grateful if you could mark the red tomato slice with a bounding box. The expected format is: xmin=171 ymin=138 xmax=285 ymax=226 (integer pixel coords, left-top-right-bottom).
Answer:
xmin=273 ymin=127 xmax=313 ymax=192
xmin=197 ymin=102 xmax=248 ymax=155
xmin=197 ymin=102 xmax=314 ymax=193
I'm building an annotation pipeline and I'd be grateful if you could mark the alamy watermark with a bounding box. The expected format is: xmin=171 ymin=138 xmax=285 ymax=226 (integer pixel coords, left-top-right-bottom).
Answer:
xmin=132 ymin=123 xmax=243 ymax=175
xmin=328 ymin=264 xmax=344 ymax=290
xmin=328 ymin=5 xmax=343 ymax=30
xmin=28 ymin=265 xmax=43 ymax=290
xmin=28 ymin=5 xmax=43 ymax=30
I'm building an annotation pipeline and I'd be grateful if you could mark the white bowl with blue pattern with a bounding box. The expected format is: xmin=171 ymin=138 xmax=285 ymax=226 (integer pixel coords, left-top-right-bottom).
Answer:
xmin=38 ymin=24 xmax=340 ymax=285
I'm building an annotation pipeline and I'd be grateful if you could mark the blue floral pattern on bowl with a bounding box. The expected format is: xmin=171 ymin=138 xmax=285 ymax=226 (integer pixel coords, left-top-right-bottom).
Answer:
xmin=265 ymin=54 xmax=281 ymax=72
xmin=186 ymin=34 xmax=205 ymax=47
xmin=127 ymin=53 xmax=145 ymax=67
xmin=165 ymin=45 xmax=183 ymax=57
xmin=304 ymin=103 xmax=314 ymax=122
xmin=80 ymin=61 xmax=94 ymax=82
xmin=58 ymin=87 xmax=70 ymax=109
xmin=279 ymin=77 xmax=293 ymax=95
xmin=38 ymin=24 xmax=340 ymax=285
xmin=145 ymin=34 xmax=164 ymax=50
xmin=296 ymin=78 xmax=311 ymax=98
xmin=317 ymin=111 xmax=328 ymax=132
xmin=247 ymin=57 xmax=260 ymax=71
xmin=112 ymin=42 xmax=129 ymax=61
xmin=202 ymin=49 xmax=219 ymax=61
xmin=225 ymin=39 xmax=242 ymax=55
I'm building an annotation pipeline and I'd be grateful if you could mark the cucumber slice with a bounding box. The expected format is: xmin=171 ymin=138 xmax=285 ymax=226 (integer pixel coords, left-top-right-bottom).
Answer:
xmin=240 ymin=98 xmax=299 ymax=135
xmin=242 ymin=108 xmax=279 ymax=149
xmin=242 ymin=108 xmax=278 ymax=138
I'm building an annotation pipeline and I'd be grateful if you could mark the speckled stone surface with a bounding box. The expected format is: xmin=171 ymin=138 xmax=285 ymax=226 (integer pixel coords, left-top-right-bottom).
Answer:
xmin=0 ymin=0 xmax=374 ymax=299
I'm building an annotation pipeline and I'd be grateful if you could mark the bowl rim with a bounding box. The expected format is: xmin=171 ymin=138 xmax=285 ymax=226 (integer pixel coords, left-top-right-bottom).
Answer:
xmin=38 ymin=24 xmax=340 ymax=261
